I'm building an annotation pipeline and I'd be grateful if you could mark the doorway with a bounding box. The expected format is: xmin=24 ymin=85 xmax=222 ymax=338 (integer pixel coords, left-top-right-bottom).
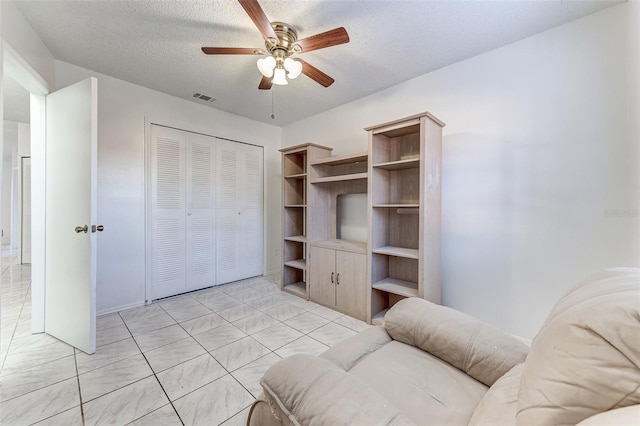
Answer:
xmin=2 ymin=75 xmax=31 ymax=261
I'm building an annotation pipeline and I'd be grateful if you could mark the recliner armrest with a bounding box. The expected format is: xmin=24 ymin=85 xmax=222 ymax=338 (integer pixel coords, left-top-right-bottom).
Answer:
xmin=385 ymin=297 xmax=529 ymax=386
xmin=260 ymin=354 xmax=414 ymax=426
xmin=321 ymin=325 xmax=392 ymax=371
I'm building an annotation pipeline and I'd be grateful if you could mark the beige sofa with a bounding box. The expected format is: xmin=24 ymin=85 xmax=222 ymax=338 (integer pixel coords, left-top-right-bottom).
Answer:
xmin=247 ymin=268 xmax=640 ymax=425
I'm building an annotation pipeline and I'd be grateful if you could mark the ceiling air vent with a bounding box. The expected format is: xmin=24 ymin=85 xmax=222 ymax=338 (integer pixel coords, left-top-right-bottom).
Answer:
xmin=192 ymin=93 xmax=216 ymax=103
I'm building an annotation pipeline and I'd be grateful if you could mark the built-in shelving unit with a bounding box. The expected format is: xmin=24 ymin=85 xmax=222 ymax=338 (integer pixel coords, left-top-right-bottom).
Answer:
xmin=280 ymin=112 xmax=443 ymax=325
xmin=366 ymin=112 xmax=444 ymax=324
xmin=280 ymin=143 xmax=333 ymax=299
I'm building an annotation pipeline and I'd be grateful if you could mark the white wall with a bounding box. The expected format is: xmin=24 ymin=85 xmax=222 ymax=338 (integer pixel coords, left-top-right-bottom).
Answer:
xmin=282 ymin=3 xmax=639 ymax=339
xmin=1 ymin=1 xmax=54 ymax=91
xmin=55 ymin=60 xmax=282 ymax=314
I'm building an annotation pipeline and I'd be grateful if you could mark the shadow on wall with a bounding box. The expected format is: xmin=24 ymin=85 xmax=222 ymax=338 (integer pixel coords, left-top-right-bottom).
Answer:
xmin=441 ymin=131 xmax=515 ymax=329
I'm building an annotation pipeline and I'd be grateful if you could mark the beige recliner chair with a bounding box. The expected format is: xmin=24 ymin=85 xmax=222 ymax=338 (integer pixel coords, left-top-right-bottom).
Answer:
xmin=247 ymin=268 xmax=640 ymax=425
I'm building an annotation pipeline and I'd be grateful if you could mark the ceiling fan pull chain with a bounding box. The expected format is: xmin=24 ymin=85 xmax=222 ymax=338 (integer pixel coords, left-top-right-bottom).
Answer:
xmin=271 ymin=89 xmax=275 ymax=120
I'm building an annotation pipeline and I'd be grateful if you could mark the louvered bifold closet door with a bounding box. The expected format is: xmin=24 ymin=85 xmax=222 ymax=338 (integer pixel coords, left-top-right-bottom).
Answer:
xmin=242 ymin=144 xmax=264 ymax=278
xmin=150 ymin=126 xmax=187 ymax=299
xmin=216 ymin=140 xmax=243 ymax=284
xmin=186 ymin=133 xmax=216 ymax=291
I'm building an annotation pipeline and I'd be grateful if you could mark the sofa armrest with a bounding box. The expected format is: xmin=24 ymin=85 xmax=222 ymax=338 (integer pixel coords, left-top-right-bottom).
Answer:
xmin=260 ymin=354 xmax=414 ymax=426
xmin=385 ymin=297 xmax=529 ymax=386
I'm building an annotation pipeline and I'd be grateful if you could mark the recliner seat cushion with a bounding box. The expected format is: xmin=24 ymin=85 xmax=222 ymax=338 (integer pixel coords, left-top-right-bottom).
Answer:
xmin=348 ymin=340 xmax=489 ymax=425
xmin=517 ymin=268 xmax=640 ymax=426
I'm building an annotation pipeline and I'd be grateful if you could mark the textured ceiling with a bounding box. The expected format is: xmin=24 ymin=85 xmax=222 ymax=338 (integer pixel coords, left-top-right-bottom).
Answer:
xmin=17 ymin=0 xmax=619 ymax=126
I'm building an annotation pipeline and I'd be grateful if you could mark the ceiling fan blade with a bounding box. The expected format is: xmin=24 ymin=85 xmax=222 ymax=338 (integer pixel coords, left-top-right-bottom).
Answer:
xmin=293 ymin=27 xmax=349 ymax=53
xmin=201 ymin=47 xmax=264 ymax=55
xmin=238 ymin=0 xmax=278 ymax=42
xmin=258 ymin=76 xmax=273 ymax=90
xmin=298 ymin=59 xmax=335 ymax=87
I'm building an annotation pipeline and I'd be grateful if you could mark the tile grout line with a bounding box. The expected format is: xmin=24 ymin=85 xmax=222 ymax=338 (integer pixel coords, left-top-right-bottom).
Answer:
xmin=17 ymin=274 xmax=364 ymax=426
xmin=118 ymin=310 xmax=186 ymax=426
xmin=0 ymin=270 xmax=32 ymax=374
xmin=156 ymin=293 xmax=270 ymax=423
xmin=0 ymin=354 xmax=77 ymax=405
xmin=73 ymin=349 xmax=87 ymax=426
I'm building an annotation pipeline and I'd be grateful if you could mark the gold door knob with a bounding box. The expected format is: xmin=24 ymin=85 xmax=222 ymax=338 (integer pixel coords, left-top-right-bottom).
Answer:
xmin=96 ymin=225 xmax=104 ymax=232
xmin=75 ymin=225 xmax=88 ymax=234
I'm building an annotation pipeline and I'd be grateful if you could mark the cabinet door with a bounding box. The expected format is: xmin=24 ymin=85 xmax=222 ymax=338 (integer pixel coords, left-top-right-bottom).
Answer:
xmin=150 ymin=125 xmax=186 ymax=299
xmin=309 ymin=246 xmax=336 ymax=307
xmin=336 ymin=251 xmax=367 ymax=320
xmin=186 ymin=133 xmax=216 ymax=291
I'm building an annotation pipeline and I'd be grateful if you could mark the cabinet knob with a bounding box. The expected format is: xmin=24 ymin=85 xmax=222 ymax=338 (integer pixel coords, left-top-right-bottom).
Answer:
xmin=337 ymin=273 xmax=340 ymax=285
xmin=331 ymin=272 xmax=334 ymax=284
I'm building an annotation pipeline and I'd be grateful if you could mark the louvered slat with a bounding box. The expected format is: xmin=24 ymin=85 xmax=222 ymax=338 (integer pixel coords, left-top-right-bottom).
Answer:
xmin=156 ymin=138 xmax=182 ymax=209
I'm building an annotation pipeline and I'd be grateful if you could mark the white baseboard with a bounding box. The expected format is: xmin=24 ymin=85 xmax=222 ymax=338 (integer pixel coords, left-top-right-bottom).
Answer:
xmin=97 ymin=301 xmax=145 ymax=316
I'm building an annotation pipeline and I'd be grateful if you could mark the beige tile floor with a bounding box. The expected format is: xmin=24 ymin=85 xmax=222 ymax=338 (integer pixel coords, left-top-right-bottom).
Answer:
xmin=0 ymin=249 xmax=371 ymax=425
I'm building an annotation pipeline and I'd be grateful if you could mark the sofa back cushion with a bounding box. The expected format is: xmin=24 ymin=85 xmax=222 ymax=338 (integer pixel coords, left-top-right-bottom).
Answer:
xmin=516 ymin=268 xmax=640 ymax=425
xmin=384 ymin=297 xmax=529 ymax=387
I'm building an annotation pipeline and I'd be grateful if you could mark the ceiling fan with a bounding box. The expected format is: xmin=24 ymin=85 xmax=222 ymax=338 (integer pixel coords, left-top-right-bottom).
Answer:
xmin=201 ymin=0 xmax=349 ymax=90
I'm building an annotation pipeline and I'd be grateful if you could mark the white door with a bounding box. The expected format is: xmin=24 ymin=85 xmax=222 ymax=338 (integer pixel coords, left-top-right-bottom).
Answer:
xmin=21 ymin=157 xmax=32 ymax=264
xmin=186 ymin=133 xmax=216 ymax=291
xmin=150 ymin=125 xmax=186 ymax=299
xmin=216 ymin=140 xmax=243 ymax=284
xmin=216 ymin=141 xmax=264 ymax=284
xmin=45 ymin=78 xmax=98 ymax=354
xmin=242 ymin=144 xmax=264 ymax=278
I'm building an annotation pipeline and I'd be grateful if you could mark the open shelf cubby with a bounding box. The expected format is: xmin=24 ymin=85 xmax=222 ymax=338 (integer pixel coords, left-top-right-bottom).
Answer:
xmin=310 ymin=151 xmax=368 ymax=184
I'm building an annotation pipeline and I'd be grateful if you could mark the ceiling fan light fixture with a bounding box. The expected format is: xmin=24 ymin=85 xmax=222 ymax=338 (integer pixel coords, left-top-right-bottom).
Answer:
xmin=284 ymin=58 xmax=302 ymax=79
xmin=272 ymin=67 xmax=288 ymax=85
xmin=257 ymin=56 xmax=276 ymax=77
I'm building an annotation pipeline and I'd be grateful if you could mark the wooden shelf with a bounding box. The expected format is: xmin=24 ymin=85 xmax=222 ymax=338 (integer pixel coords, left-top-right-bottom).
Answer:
xmin=373 ymin=204 xmax=419 ymax=208
xmin=284 ymin=259 xmax=307 ymax=271
xmin=310 ymin=152 xmax=368 ymax=166
xmin=372 ymin=246 xmax=419 ymax=259
xmin=373 ymin=158 xmax=420 ymax=170
xmin=372 ymin=278 xmax=418 ymax=298
xmin=310 ymin=172 xmax=368 ymax=184
xmin=283 ymin=281 xmax=306 ymax=298
xmin=371 ymin=309 xmax=388 ymax=326
xmin=284 ymin=235 xmax=307 ymax=243
xmin=284 ymin=204 xmax=306 ymax=208
xmin=310 ymin=239 xmax=367 ymax=255
xmin=284 ymin=173 xmax=307 ymax=180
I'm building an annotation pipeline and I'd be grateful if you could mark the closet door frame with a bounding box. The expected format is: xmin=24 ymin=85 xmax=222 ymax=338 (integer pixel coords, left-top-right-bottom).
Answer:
xmin=144 ymin=119 xmax=265 ymax=304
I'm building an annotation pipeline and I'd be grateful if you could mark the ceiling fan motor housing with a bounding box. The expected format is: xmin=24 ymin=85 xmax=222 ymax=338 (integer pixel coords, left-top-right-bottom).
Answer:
xmin=266 ymin=22 xmax=300 ymax=65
